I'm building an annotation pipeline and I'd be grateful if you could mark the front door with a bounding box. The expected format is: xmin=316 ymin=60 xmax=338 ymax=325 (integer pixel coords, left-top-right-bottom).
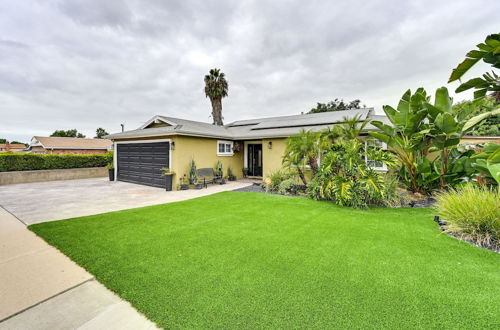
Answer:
xmin=247 ymin=144 xmax=263 ymax=177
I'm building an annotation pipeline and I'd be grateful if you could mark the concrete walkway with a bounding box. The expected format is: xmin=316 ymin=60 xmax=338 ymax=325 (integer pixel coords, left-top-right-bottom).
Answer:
xmin=0 ymin=207 xmax=158 ymax=329
xmin=0 ymin=178 xmax=252 ymax=328
xmin=0 ymin=178 xmax=252 ymax=225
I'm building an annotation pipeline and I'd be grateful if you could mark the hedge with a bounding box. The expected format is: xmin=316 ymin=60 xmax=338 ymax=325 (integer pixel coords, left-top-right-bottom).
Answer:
xmin=0 ymin=152 xmax=113 ymax=172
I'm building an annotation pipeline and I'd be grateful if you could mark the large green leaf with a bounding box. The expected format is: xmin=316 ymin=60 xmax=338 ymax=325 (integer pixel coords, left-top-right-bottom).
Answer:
xmin=487 ymin=148 xmax=500 ymax=185
xmin=368 ymin=132 xmax=390 ymax=144
xmin=448 ymin=58 xmax=482 ymax=82
xmin=434 ymin=87 xmax=452 ymax=113
xmin=455 ymin=77 xmax=488 ymax=93
xmin=435 ymin=112 xmax=458 ymax=134
xmin=463 ymin=107 xmax=500 ymax=132
xmin=397 ymin=90 xmax=411 ymax=113
xmin=382 ymin=105 xmax=397 ymax=123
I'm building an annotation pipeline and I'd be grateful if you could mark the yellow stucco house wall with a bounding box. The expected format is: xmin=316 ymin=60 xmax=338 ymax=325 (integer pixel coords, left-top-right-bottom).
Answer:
xmin=106 ymin=109 xmax=393 ymax=190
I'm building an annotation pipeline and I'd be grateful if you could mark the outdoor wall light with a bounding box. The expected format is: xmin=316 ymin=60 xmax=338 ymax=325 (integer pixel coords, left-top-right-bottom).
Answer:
xmin=267 ymin=141 xmax=273 ymax=149
xmin=170 ymin=141 xmax=175 ymax=150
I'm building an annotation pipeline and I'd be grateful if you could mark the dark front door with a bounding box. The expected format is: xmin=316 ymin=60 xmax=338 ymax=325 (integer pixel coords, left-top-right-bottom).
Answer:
xmin=247 ymin=144 xmax=262 ymax=177
xmin=117 ymin=142 xmax=169 ymax=188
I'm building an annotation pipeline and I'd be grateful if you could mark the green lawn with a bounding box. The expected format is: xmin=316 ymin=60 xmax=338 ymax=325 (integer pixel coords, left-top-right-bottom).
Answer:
xmin=30 ymin=192 xmax=499 ymax=329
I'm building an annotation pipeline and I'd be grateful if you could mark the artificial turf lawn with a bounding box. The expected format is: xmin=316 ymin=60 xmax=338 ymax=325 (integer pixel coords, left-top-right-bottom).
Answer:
xmin=29 ymin=192 xmax=499 ymax=329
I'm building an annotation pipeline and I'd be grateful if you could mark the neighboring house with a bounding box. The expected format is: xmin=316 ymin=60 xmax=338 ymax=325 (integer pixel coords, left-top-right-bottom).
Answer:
xmin=106 ymin=108 xmax=388 ymax=189
xmin=0 ymin=143 xmax=26 ymax=153
xmin=29 ymin=136 xmax=113 ymax=155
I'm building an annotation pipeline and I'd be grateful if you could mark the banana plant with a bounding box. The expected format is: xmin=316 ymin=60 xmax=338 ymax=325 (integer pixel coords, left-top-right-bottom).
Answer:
xmin=448 ymin=33 xmax=500 ymax=102
xmin=425 ymin=87 xmax=500 ymax=186
xmin=369 ymin=88 xmax=432 ymax=193
xmin=471 ymin=143 xmax=500 ymax=185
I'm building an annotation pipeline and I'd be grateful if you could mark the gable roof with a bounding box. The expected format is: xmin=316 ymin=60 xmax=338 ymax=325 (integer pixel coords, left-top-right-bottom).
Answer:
xmin=0 ymin=143 xmax=26 ymax=150
xmin=31 ymin=136 xmax=112 ymax=150
xmin=106 ymin=108 xmax=385 ymax=140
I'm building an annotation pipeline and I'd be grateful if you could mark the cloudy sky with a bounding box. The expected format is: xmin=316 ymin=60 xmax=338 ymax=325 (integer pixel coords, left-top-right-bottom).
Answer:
xmin=1 ymin=0 xmax=498 ymax=142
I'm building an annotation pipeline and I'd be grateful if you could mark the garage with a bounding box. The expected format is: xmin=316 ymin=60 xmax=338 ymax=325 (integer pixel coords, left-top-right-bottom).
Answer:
xmin=116 ymin=142 xmax=170 ymax=188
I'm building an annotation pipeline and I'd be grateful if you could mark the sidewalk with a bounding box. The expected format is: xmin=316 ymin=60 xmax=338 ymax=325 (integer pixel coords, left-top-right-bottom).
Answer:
xmin=0 ymin=207 xmax=158 ymax=329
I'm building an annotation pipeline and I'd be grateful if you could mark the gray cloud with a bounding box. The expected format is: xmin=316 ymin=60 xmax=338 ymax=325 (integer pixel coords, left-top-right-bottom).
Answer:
xmin=0 ymin=0 xmax=498 ymax=142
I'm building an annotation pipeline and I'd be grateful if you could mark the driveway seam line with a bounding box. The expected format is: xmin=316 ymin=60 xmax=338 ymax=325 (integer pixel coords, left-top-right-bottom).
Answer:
xmin=0 ymin=205 xmax=27 ymax=226
xmin=0 ymin=278 xmax=95 ymax=323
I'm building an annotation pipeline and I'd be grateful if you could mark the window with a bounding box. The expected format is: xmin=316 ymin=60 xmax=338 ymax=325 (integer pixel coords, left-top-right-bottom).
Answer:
xmin=217 ymin=140 xmax=234 ymax=156
xmin=364 ymin=140 xmax=387 ymax=171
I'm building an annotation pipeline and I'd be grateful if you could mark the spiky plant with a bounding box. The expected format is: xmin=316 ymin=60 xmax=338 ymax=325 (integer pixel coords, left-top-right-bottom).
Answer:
xmin=204 ymin=68 xmax=228 ymax=126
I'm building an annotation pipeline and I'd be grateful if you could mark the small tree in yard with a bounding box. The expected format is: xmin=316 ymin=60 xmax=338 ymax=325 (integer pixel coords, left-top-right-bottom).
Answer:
xmin=282 ymin=130 xmax=327 ymax=185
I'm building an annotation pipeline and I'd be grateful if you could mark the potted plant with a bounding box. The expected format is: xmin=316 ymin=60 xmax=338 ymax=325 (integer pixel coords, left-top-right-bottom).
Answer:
xmin=188 ymin=158 xmax=197 ymax=184
xmin=179 ymin=174 xmax=189 ymax=190
xmin=214 ymin=160 xmax=225 ymax=184
xmin=233 ymin=142 xmax=242 ymax=152
xmin=242 ymin=167 xmax=249 ymax=178
xmin=161 ymin=168 xmax=175 ymax=191
xmin=107 ymin=163 xmax=114 ymax=181
xmin=194 ymin=182 xmax=204 ymax=189
xmin=227 ymin=167 xmax=236 ymax=181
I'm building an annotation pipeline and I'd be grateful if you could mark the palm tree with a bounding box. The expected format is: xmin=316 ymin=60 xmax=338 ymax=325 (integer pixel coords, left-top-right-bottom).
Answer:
xmin=204 ymin=68 xmax=228 ymax=126
xmin=282 ymin=130 xmax=327 ymax=185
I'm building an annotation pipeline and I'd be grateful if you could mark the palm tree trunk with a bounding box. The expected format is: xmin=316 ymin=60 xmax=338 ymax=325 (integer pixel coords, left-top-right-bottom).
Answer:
xmin=297 ymin=168 xmax=307 ymax=186
xmin=210 ymin=98 xmax=223 ymax=126
xmin=308 ymin=158 xmax=319 ymax=175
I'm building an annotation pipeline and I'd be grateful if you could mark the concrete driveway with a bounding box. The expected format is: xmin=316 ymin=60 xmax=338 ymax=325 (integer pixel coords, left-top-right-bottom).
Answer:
xmin=0 ymin=178 xmax=251 ymax=328
xmin=0 ymin=177 xmax=251 ymax=225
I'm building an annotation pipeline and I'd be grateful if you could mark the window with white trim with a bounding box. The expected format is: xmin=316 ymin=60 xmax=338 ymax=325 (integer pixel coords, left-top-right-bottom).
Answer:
xmin=365 ymin=140 xmax=388 ymax=171
xmin=217 ymin=140 xmax=234 ymax=156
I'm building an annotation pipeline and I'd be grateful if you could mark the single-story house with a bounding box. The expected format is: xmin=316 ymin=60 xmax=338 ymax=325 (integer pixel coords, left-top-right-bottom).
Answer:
xmin=29 ymin=136 xmax=113 ymax=155
xmin=106 ymin=108 xmax=388 ymax=189
xmin=0 ymin=142 xmax=26 ymax=153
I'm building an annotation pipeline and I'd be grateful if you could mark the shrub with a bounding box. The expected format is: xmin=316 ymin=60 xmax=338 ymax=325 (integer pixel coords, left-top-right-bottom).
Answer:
xmin=188 ymin=159 xmax=197 ymax=184
xmin=278 ymin=178 xmax=299 ymax=195
xmin=214 ymin=160 xmax=223 ymax=177
xmin=435 ymin=184 xmax=500 ymax=249
xmin=307 ymin=141 xmax=396 ymax=208
xmin=263 ymin=169 xmax=293 ymax=192
xmin=0 ymin=152 xmax=113 ymax=172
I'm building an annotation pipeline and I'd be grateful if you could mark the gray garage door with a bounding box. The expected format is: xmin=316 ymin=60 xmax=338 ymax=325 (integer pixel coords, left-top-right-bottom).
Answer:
xmin=117 ymin=142 xmax=170 ymax=188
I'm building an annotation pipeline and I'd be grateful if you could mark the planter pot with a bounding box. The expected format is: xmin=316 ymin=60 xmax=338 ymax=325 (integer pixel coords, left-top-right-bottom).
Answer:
xmin=164 ymin=175 xmax=173 ymax=191
xmin=108 ymin=169 xmax=115 ymax=181
xmin=180 ymin=184 xmax=189 ymax=190
xmin=228 ymin=176 xmax=236 ymax=181
xmin=195 ymin=183 xmax=204 ymax=189
xmin=220 ymin=178 xmax=226 ymax=185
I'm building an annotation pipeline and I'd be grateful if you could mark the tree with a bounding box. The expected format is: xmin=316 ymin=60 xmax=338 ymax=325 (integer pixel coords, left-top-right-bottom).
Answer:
xmin=50 ymin=129 xmax=86 ymax=138
xmin=307 ymin=140 xmax=395 ymax=208
xmin=452 ymin=97 xmax=499 ymax=136
xmin=307 ymin=98 xmax=364 ymax=114
xmin=204 ymin=68 xmax=228 ymax=126
xmin=95 ymin=128 xmax=109 ymax=139
xmin=370 ymin=87 xmax=500 ymax=194
xmin=0 ymin=138 xmax=6 ymax=143
xmin=448 ymin=33 xmax=500 ymax=102
xmin=282 ymin=130 xmax=328 ymax=185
